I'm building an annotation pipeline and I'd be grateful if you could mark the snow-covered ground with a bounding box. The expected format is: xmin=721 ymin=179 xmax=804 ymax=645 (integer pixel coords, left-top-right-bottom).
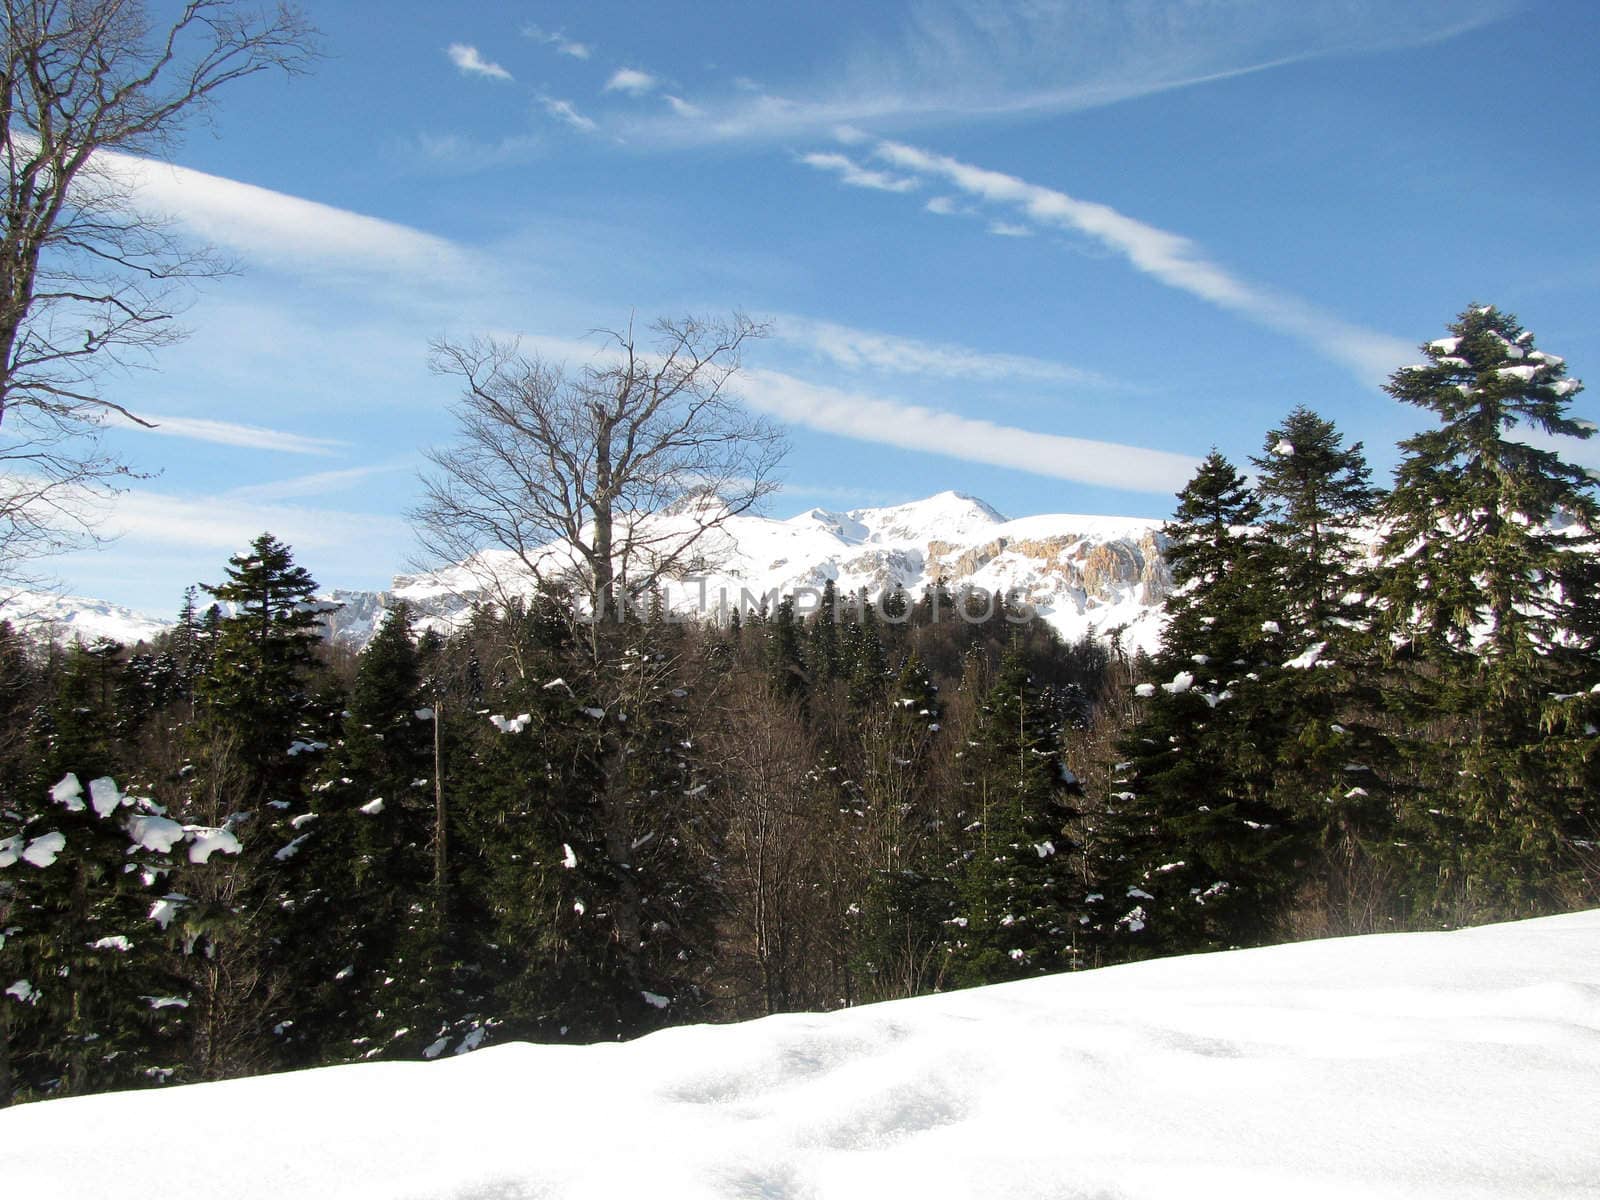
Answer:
xmin=7 ymin=909 xmax=1599 ymax=1199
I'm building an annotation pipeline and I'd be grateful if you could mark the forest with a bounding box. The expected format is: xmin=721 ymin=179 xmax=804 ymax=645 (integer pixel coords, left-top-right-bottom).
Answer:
xmin=1 ymin=302 xmax=1597 ymax=1106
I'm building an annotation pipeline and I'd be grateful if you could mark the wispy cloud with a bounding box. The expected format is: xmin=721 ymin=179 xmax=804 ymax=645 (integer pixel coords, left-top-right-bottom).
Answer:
xmin=630 ymin=1 xmax=1513 ymax=144
xmin=605 ymin=68 xmax=658 ymax=96
xmin=987 ymin=221 xmax=1032 ymax=238
xmin=92 ymin=488 xmax=410 ymax=556
xmin=523 ymin=24 xmax=591 ymax=60
xmin=799 ymin=151 xmax=919 ymax=193
xmin=110 ymin=150 xmax=469 ymax=283
xmin=447 ymin=43 xmax=512 ymax=82
xmin=770 ymin=315 xmax=1115 ymax=389
xmin=223 ymin=464 xmax=408 ymax=503
xmin=108 ymin=412 xmax=347 ymax=457
xmin=863 ymin=137 xmax=1410 ymax=382
xmin=411 ymin=131 xmax=543 ymax=172
xmin=665 ymin=95 xmax=704 ymax=119
xmin=539 ymin=96 xmax=599 ymax=134
xmin=740 ymin=369 xmax=1197 ymax=493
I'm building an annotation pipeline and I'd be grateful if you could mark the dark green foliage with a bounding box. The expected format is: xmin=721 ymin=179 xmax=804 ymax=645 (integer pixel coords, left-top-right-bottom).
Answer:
xmin=942 ymin=649 xmax=1084 ymax=986
xmin=1093 ymin=452 xmax=1301 ymax=957
xmin=1376 ymin=304 xmax=1600 ymax=918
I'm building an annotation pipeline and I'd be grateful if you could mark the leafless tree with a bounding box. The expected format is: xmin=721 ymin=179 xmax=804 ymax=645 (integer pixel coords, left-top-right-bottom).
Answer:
xmin=415 ymin=314 xmax=787 ymax=633
xmin=0 ymin=0 xmax=318 ymax=589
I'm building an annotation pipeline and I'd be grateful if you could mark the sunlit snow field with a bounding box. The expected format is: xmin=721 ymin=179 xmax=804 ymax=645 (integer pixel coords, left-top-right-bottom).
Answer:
xmin=7 ymin=910 xmax=1599 ymax=1199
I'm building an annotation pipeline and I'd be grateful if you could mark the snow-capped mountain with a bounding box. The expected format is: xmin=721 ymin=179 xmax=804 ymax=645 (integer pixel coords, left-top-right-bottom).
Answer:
xmin=327 ymin=491 xmax=1172 ymax=651
xmin=0 ymin=590 xmax=171 ymax=646
xmin=3 ymin=494 xmax=1175 ymax=652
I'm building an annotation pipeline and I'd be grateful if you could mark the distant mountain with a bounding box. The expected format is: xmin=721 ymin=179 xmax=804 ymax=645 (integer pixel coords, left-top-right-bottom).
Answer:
xmin=0 ymin=590 xmax=172 ymax=646
xmin=326 ymin=491 xmax=1172 ymax=652
xmin=3 ymin=493 xmax=1176 ymax=653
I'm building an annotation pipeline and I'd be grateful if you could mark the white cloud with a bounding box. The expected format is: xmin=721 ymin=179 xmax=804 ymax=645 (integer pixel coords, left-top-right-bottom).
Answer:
xmin=799 ymin=151 xmax=919 ymax=194
xmin=523 ymin=25 xmax=591 ymax=60
xmin=539 ymin=96 xmax=598 ymax=134
xmin=605 ymin=68 xmax=658 ymax=96
xmin=108 ymin=150 xmax=469 ymax=282
xmin=987 ymin=221 xmax=1032 ymax=238
xmin=869 ymin=138 xmax=1410 ymax=383
xmin=224 ymin=464 xmax=409 ymax=503
xmin=85 ymin=487 xmax=409 ymax=555
xmin=740 ymin=368 xmax=1197 ymax=494
xmin=665 ymin=95 xmax=704 ymax=119
xmin=447 ymin=44 xmax=513 ymax=82
xmin=623 ymin=2 xmax=1512 ymax=145
xmin=411 ymin=131 xmax=543 ymax=172
xmin=924 ymin=196 xmax=965 ymax=216
xmin=108 ymin=412 xmax=347 ymax=456
xmin=770 ymin=315 xmax=1114 ymax=388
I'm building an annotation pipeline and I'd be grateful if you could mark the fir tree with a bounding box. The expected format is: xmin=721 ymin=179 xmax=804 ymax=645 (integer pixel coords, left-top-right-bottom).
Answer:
xmin=942 ymin=649 xmax=1083 ymax=985
xmin=1376 ymin=304 xmax=1600 ymax=918
xmin=1092 ymin=452 xmax=1299 ymax=957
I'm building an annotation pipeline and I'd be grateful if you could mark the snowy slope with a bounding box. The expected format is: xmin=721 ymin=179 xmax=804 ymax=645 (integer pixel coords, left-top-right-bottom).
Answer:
xmin=0 ymin=590 xmax=170 ymax=646
xmin=329 ymin=491 xmax=1173 ymax=651
xmin=6 ymin=909 xmax=1599 ymax=1199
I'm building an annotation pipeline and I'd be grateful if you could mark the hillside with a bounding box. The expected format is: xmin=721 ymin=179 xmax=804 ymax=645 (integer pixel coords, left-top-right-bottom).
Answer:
xmin=5 ymin=909 xmax=1597 ymax=1199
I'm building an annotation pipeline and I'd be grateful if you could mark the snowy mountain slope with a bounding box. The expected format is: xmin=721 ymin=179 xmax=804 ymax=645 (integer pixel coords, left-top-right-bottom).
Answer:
xmin=7 ymin=909 xmax=1598 ymax=1200
xmin=0 ymin=590 xmax=170 ymax=646
xmin=328 ymin=491 xmax=1173 ymax=651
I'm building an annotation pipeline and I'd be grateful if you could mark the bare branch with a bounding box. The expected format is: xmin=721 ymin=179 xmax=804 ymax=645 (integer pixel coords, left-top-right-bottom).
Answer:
xmin=0 ymin=0 xmax=319 ymax=587
xmin=413 ymin=315 xmax=788 ymax=633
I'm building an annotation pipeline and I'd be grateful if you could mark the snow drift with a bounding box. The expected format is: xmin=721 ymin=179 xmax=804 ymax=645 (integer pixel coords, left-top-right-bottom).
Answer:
xmin=5 ymin=909 xmax=1598 ymax=1199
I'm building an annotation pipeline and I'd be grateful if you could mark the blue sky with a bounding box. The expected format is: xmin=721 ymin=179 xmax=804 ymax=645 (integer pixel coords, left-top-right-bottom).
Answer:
xmin=45 ymin=0 xmax=1600 ymax=613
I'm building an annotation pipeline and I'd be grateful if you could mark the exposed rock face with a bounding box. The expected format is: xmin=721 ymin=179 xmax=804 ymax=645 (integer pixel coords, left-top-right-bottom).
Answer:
xmin=1 ymin=495 xmax=1181 ymax=654
xmin=325 ymin=492 xmax=1177 ymax=653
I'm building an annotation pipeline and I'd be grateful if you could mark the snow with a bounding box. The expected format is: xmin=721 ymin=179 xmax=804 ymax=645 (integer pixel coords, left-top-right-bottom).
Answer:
xmin=1429 ymin=336 xmax=1461 ymax=353
xmin=1284 ymin=641 xmax=1328 ymax=670
xmin=561 ymin=843 xmax=578 ymax=870
xmin=50 ymin=774 xmax=85 ymax=812
xmin=148 ymin=896 xmax=186 ymax=930
xmin=1271 ymin=438 xmax=1294 ymax=456
xmin=1551 ymin=379 xmax=1581 ymax=396
xmin=126 ymin=814 xmax=185 ymax=854
xmin=19 ymin=831 xmax=66 ymax=868
xmin=1496 ymin=365 xmax=1540 ymax=383
xmin=0 ymin=590 xmax=169 ymax=646
xmin=90 ymin=936 xmax=132 ymax=952
xmin=1160 ymin=670 xmax=1194 ymax=695
xmin=17 ymin=913 xmax=1600 ymax=1199
xmin=87 ymin=777 xmax=124 ymax=818
xmin=489 ymin=713 xmax=531 ymax=734
xmin=186 ymin=828 xmax=242 ymax=865
xmin=413 ymin=708 xmax=435 ymax=721
xmin=359 ymin=798 xmax=385 ymax=816
xmin=5 ymin=980 xmax=36 ymax=1004
xmin=1133 ymin=682 xmax=1156 ymax=698
xmin=579 ymin=706 xmax=606 ymax=720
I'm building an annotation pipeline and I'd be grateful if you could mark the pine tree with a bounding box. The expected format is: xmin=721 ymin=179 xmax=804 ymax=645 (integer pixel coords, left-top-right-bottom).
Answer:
xmin=942 ymin=648 xmax=1083 ymax=986
xmin=1376 ymin=304 xmax=1600 ymax=918
xmin=198 ymin=533 xmax=328 ymax=786
xmin=1091 ymin=452 xmax=1299 ymax=957
xmin=1250 ymin=409 xmax=1391 ymax=929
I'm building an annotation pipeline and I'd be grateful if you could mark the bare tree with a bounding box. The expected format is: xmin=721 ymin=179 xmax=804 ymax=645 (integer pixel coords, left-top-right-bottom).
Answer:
xmin=415 ymin=314 xmax=787 ymax=630
xmin=0 ymin=0 xmax=317 ymax=588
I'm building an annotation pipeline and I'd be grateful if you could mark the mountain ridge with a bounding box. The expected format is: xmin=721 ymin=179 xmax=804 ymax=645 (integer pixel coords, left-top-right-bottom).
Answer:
xmin=2 ymin=492 xmax=1175 ymax=652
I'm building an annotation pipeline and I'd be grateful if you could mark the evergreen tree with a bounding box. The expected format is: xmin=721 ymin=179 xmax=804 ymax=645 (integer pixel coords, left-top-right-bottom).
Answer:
xmin=1375 ymin=304 xmax=1600 ymax=918
xmin=198 ymin=533 xmax=329 ymax=787
xmin=1250 ymin=409 xmax=1391 ymax=928
xmin=942 ymin=648 xmax=1083 ymax=986
xmin=1092 ymin=452 xmax=1299 ymax=957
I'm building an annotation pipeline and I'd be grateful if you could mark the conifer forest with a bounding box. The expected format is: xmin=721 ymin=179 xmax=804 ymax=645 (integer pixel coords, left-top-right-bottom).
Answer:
xmin=2 ymin=304 xmax=1597 ymax=1107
